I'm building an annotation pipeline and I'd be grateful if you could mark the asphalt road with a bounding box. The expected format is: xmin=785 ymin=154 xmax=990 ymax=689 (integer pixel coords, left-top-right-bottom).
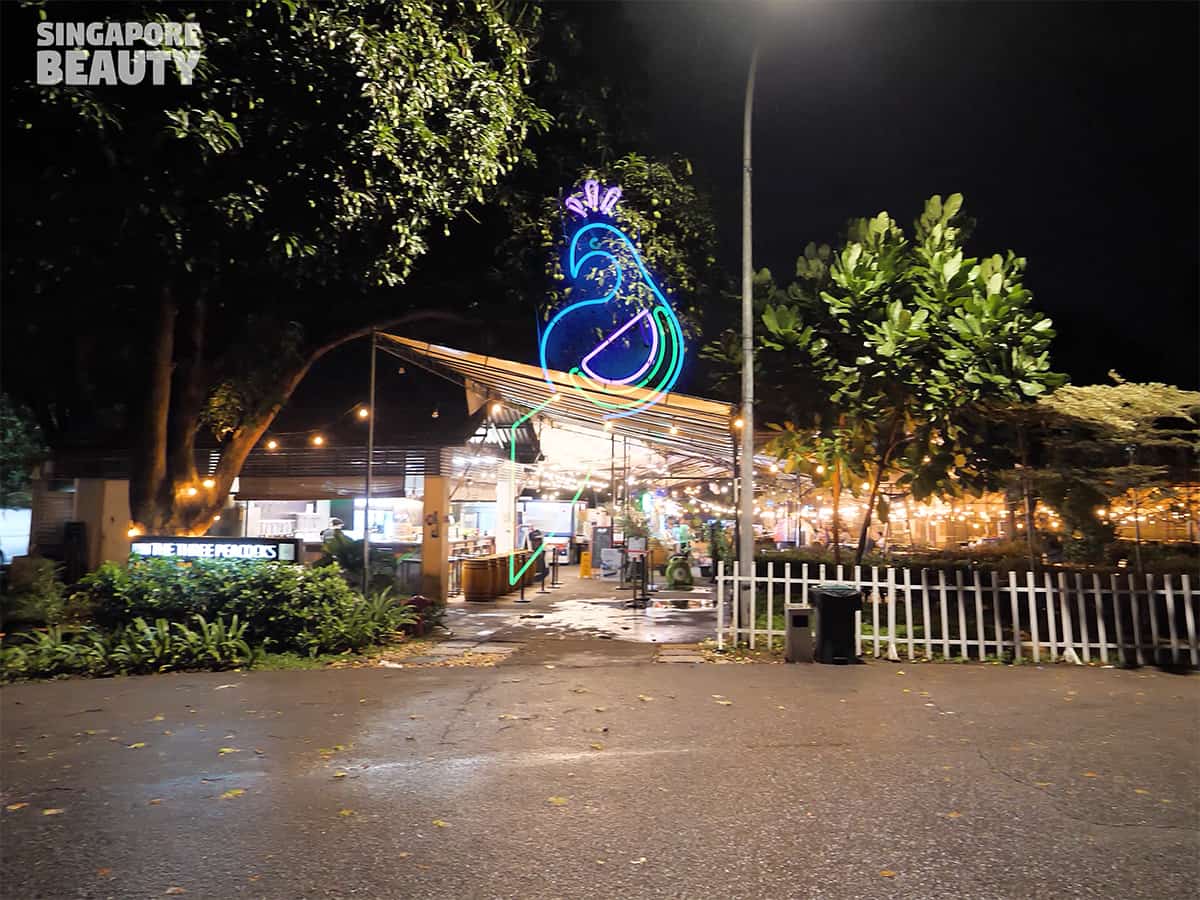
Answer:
xmin=2 ymin=654 xmax=1197 ymax=899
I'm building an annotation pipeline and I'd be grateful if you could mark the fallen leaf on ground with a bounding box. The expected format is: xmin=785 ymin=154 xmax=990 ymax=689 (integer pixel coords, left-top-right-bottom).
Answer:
xmin=96 ymin=868 xmax=112 ymax=877
xmin=711 ymin=694 xmax=726 ymax=699
xmin=432 ymin=819 xmax=449 ymax=827
xmin=630 ymin=857 xmax=647 ymax=865
xmin=1134 ymin=788 xmax=1150 ymax=795
xmin=218 ymin=747 xmax=240 ymax=755
xmin=544 ymin=664 xmax=556 ymax=669
xmin=219 ymin=789 xmax=245 ymax=800
xmin=945 ymin=811 xmax=962 ymax=819
xmin=593 ymin=707 xmax=607 ymax=712
xmin=637 ymin=694 xmax=653 ymax=702
xmin=338 ymin=809 xmax=355 ymax=817
xmin=775 ymin=705 xmax=786 ymax=710
xmin=896 ymin=670 xmax=905 ymax=675
xmin=408 ymin=715 xmax=423 ymax=720
xmin=397 ymin=852 xmax=411 ymax=859
xmin=1082 ymin=771 xmax=1099 ymax=778
xmin=596 ymin=859 xmax=606 ymax=865
xmin=148 ymin=799 xmax=163 ymax=805
xmin=333 ymin=771 xmax=348 ymax=779
xmin=589 ymin=743 xmax=604 ymax=751
xmin=42 ymin=808 xmax=64 ymax=816
xmin=6 ymin=803 xmax=28 ymax=811
xmin=127 ymin=742 xmax=146 ymax=749
xmin=571 ymin=688 xmax=587 ymax=694
xmin=165 ymin=888 xmax=187 ymax=895
xmin=1034 ymin=781 xmax=1052 ymax=787
xmin=715 ymin=700 xmax=733 ymax=706
xmin=880 ymin=870 xmax=896 ymax=878
xmin=498 ymin=714 xmax=519 ymax=720
xmin=1160 ymin=799 xmax=1172 ymax=804
xmin=547 ymin=796 xmax=568 ymax=806
xmin=902 ymin=688 xmax=911 ymax=693
xmin=150 ymin=715 xmax=165 ymax=722
xmin=162 ymin=730 xmax=173 ymax=736
xmin=214 ymin=684 xmax=238 ymax=690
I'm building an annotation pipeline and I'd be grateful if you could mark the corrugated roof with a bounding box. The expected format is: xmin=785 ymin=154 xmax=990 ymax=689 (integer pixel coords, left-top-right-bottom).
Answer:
xmin=378 ymin=334 xmax=738 ymax=465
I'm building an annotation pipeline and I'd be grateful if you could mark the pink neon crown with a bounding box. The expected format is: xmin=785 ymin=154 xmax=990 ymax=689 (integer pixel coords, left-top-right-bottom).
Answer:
xmin=564 ymin=179 xmax=621 ymax=218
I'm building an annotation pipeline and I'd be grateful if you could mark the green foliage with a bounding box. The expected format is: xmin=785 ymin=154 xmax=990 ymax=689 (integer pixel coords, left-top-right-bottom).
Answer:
xmin=70 ymin=557 xmax=416 ymax=656
xmin=734 ymin=195 xmax=1065 ymax=561
xmin=0 ymin=394 xmax=47 ymax=508
xmin=1 ymin=614 xmax=256 ymax=681
xmin=315 ymin=532 xmax=397 ymax=594
xmin=0 ymin=558 xmax=67 ymax=629
xmin=508 ymin=153 xmax=723 ymax=336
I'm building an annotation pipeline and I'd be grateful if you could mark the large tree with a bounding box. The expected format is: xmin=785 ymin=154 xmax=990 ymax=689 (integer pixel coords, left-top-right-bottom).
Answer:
xmin=3 ymin=0 xmax=546 ymax=534
xmin=735 ymin=194 xmax=1064 ymax=562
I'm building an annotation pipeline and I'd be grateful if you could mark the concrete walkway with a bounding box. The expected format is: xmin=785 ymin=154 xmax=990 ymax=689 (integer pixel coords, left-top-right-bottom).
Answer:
xmin=441 ymin=565 xmax=717 ymax=662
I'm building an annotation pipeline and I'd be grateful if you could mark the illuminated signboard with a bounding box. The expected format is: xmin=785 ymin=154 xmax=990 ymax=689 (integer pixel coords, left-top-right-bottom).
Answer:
xmin=539 ymin=179 xmax=685 ymax=421
xmin=131 ymin=536 xmax=301 ymax=562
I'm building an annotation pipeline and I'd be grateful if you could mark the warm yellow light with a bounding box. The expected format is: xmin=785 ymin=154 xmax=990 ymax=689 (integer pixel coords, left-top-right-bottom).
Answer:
xmin=491 ymin=402 xmax=503 ymax=416
xmin=186 ymin=486 xmax=198 ymax=497
xmin=815 ymin=465 xmax=826 ymax=475
xmin=603 ymin=421 xmax=614 ymax=431
xmin=311 ymin=435 xmax=325 ymax=446
xmin=769 ymin=464 xmax=779 ymax=473
xmin=202 ymin=478 xmax=215 ymax=489
xmin=670 ymin=424 xmax=679 ymax=435
xmin=266 ymin=439 xmax=278 ymax=450
xmin=213 ymin=515 xmax=221 ymax=522
xmin=127 ymin=526 xmax=141 ymax=538
xmin=551 ymin=393 xmax=562 ymax=402
xmin=358 ymin=407 xmax=370 ymax=419
xmin=733 ymin=418 xmax=744 ymax=430
xmin=861 ymin=482 xmax=870 ymax=491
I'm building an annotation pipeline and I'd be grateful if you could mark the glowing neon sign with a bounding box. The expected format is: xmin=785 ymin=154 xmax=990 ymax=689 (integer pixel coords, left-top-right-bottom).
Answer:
xmin=540 ymin=180 xmax=685 ymax=420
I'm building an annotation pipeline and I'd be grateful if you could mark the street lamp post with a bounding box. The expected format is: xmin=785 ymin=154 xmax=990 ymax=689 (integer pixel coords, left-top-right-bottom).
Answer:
xmin=363 ymin=328 xmax=377 ymax=596
xmin=739 ymin=43 xmax=760 ymax=625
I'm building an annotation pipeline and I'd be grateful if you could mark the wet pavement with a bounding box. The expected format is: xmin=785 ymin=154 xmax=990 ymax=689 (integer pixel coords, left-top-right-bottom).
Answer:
xmin=2 ymin=652 xmax=1197 ymax=899
xmin=442 ymin=567 xmax=718 ymax=650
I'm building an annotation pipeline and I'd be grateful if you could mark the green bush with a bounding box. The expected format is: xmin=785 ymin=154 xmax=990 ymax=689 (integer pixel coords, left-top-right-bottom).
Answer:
xmin=0 ymin=557 xmax=68 ymax=629
xmin=1 ymin=614 xmax=256 ymax=680
xmin=70 ymin=557 xmax=416 ymax=657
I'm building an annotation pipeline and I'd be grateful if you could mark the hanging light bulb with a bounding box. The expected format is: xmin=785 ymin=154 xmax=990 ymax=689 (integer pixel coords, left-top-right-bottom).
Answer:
xmin=491 ymin=401 xmax=503 ymax=416
xmin=202 ymin=478 xmax=215 ymax=489
xmin=311 ymin=435 xmax=325 ymax=446
xmin=358 ymin=407 xmax=370 ymax=419
xmin=266 ymin=439 xmax=279 ymax=450
xmin=431 ymin=408 xmax=440 ymax=419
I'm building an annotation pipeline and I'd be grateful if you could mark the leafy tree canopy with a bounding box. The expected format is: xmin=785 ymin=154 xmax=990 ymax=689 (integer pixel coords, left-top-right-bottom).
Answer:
xmin=3 ymin=0 xmax=546 ymax=533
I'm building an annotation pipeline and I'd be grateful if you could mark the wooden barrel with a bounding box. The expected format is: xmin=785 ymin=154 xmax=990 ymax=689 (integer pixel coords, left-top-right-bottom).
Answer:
xmin=487 ymin=554 xmax=504 ymax=598
xmin=463 ymin=558 xmax=492 ymax=601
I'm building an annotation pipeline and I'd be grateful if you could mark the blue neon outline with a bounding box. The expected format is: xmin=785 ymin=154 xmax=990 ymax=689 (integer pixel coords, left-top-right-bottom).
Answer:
xmin=539 ymin=222 xmax=685 ymax=418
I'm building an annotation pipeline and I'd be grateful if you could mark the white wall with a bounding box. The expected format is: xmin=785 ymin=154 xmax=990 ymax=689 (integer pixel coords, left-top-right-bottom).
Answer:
xmin=0 ymin=508 xmax=32 ymax=561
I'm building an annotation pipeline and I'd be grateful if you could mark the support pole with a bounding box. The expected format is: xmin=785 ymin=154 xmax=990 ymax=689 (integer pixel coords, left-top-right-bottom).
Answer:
xmin=738 ymin=43 xmax=760 ymax=625
xmin=363 ymin=328 xmax=377 ymax=596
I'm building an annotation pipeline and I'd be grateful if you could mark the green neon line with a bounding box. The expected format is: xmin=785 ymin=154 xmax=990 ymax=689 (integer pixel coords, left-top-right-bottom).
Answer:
xmin=505 ymin=395 xmax=588 ymax=585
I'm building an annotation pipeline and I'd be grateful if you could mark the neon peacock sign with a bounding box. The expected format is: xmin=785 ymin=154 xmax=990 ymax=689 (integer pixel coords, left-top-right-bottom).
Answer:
xmin=539 ymin=179 xmax=686 ymax=420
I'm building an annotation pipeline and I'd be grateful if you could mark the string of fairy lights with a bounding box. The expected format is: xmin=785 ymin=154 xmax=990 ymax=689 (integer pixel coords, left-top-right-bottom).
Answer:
xmin=248 ymin=394 xmax=1195 ymax=544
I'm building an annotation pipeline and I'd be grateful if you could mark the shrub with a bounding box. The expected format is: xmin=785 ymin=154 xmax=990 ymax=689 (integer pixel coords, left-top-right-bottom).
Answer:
xmin=1 ymin=614 xmax=257 ymax=681
xmin=0 ymin=557 xmax=67 ymax=629
xmin=70 ymin=557 xmax=417 ymax=657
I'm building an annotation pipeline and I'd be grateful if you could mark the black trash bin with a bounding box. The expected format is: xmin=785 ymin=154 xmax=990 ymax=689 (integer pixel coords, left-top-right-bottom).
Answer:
xmin=811 ymin=584 xmax=863 ymax=665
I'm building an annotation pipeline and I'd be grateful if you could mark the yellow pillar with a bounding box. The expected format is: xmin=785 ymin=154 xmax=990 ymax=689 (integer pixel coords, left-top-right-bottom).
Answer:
xmin=420 ymin=475 xmax=450 ymax=602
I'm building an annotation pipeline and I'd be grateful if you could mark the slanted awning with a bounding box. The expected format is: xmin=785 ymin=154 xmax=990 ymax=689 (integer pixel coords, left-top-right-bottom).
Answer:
xmin=378 ymin=335 xmax=738 ymax=471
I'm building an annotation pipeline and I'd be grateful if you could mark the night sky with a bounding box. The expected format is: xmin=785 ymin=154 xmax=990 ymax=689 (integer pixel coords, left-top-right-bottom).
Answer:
xmin=622 ymin=0 xmax=1198 ymax=388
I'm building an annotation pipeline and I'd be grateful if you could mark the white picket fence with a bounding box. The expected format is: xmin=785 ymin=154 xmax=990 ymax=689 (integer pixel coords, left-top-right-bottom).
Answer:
xmin=715 ymin=560 xmax=1200 ymax=668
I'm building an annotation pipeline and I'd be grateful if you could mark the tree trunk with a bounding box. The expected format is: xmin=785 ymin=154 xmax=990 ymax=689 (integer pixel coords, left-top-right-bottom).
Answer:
xmin=129 ymin=286 xmax=176 ymax=532
xmin=831 ymin=465 xmax=842 ymax=566
xmin=854 ymin=418 xmax=903 ymax=564
xmin=1016 ymin=423 xmax=1039 ymax=571
xmin=130 ymin=309 xmax=469 ymax=537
